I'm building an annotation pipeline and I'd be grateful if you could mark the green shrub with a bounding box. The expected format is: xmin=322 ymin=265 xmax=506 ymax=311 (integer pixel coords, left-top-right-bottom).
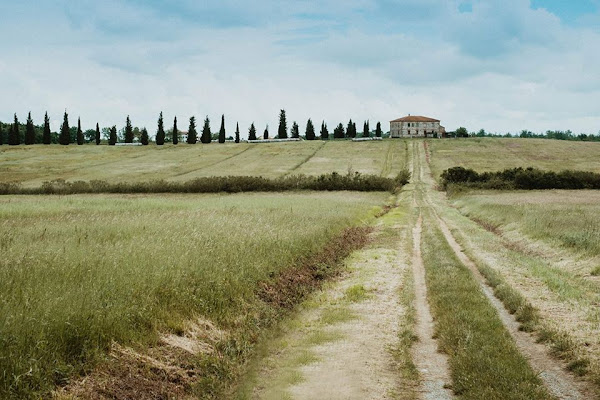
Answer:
xmin=440 ymin=166 xmax=600 ymax=191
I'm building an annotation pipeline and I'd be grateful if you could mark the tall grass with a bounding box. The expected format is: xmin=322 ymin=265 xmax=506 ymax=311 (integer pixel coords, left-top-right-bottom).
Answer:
xmin=420 ymin=209 xmax=550 ymax=399
xmin=452 ymin=191 xmax=600 ymax=258
xmin=0 ymin=192 xmax=385 ymax=398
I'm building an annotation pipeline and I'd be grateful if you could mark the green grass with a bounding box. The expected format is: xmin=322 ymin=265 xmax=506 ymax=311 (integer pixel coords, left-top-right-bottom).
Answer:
xmin=451 ymin=190 xmax=600 ymax=259
xmin=0 ymin=140 xmax=408 ymax=187
xmin=420 ymin=209 xmax=550 ymax=399
xmin=0 ymin=191 xmax=385 ymax=398
xmin=427 ymin=137 xmax=600 ymax=179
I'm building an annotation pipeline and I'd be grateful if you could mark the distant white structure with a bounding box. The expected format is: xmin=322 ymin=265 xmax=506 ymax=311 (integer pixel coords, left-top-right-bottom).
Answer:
xmin=352 ymin=137 xmax=383 ymax=142
xmin=390 ymin=115 xmax=445 ymax=138
xmin=247 ymin=138 xmax=302 ymax=143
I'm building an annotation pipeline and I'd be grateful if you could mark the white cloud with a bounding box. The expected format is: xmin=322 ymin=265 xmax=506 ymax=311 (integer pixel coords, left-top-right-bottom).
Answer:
xmin=0 ymin=0 xmax=599 ymax=136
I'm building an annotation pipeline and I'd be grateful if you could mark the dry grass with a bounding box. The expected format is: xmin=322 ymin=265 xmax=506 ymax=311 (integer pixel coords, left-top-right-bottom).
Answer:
xmin=0 ymin=191 xmax=385 ymax=399
xmin=0 ymin=140 xmax=408 ymax=187
xmin=427 ymin=137 xmax=600 ymax=179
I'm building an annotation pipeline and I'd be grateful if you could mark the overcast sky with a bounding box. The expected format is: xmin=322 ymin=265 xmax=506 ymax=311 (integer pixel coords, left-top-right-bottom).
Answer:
xmin=1 ymin=0 xmax=599 ymax=137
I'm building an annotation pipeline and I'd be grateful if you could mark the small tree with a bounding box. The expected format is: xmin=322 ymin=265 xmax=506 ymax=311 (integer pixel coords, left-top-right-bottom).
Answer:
xmin=25 ymin=112 xmax=35 ymax=145
xmin=305 ymin=119 xmax=315 ymax=140
xmin=8 ymin=114 xmax=20 ymax=145
xmin=263 ymin=125 xmax=269 ymax=139
xmin=95 ymin=123 xmax=101 ymax=145
xmin=248 ymin=123 xmax=257 ymax=140
xmin=0 ymin=124 xmax=3 ymax=145
xmin=43 ymin=112 xmax=51 ymax=144
xmin=333 ymin=123 xmax=345 ymax=139
xmin=172 ymin=116 xmax=179 ymax=145
xmin=187 ymin=116 xmax=197 ymax=144
xmin=278 ymin=109 xmax=288 ymax=138
xmin=235 ymin=123 xmax=240 ymax=143
xmin=320 ymin=121 xmax=329 ymax=140
xmin=346 ymin=119 xmax=354 ymax=138
xmin=362 ymin=120 xmax=370 ymax=138
xmin=375 ymin=121 xmax=382 ymax=137
xmin=59 ymin=111 xmax=70 ymax=145
xmin=291 ymin=121 xmax=299 ymax=138
xmin=201 ymin=116 xmax=212 ymax=143
xmin=109 ymin=125 xmax=117 ymax=145
xmin=455 ymin=127 xmax=469 ymax=137
xmin=125 ymin=115 xmax=133 ymax=143
xmin=218 ymin=114 xmax=226 ymax=143
xmin=156 ymin=112 xmax=165 ymax=145
xmin=76 ymin=118 xmax=84 ymax=145
xmin=140 ymin=127 xmax=149 ymax=145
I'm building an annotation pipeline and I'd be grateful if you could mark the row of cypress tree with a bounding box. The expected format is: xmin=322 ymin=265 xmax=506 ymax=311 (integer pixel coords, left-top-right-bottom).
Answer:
xmin=0 ymin=109 xmax=383 ymax=145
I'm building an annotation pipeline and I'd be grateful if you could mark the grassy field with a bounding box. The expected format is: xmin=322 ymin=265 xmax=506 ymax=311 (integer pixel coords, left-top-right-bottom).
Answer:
xmin=420 ymin=208 xmax=549 ymax=399
xmin=451 ymin=190 xmax=600 ymax=260
xmin=427 ymin=138 xmax=600 ymax=179
xmin=0 ymin=191 xmax=385 ymax=398
xmin=3 ymin=138 xmax=599 ymax=188
xmin=435 ymin=188 xmax=600 ymax=391
xmin=0 ymin=140 xmax=407 ymax=187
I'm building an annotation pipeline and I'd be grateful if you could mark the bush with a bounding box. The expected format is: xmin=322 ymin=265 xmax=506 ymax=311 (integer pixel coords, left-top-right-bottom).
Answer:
xmin=1 ymin=171 xmax=410 ymax=196
xmin=440 ymin=166 xmax=600 ymax=191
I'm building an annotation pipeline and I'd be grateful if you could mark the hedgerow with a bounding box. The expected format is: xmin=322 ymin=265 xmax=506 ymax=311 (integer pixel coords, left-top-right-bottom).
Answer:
xmin=440 ymin=166 xmax=600 ymax=191
xmin=0 ymin=170 xmax=410 ymax=195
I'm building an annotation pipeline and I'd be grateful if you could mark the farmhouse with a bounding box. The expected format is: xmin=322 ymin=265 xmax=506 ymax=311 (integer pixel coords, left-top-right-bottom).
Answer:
xmin=390 ymin=115 xmax=445 ymax=138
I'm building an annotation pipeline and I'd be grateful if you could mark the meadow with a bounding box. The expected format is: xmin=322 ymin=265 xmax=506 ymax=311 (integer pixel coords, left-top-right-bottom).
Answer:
xmin=450 ymin=190 xmax=600 ymax=260
xmin=427 ymin=137 xmax=600 ymax=178
xmin=0 ymin=140 xmax=407 ymax=187
xmin=0 ymin=192 xmax=386 ymax=398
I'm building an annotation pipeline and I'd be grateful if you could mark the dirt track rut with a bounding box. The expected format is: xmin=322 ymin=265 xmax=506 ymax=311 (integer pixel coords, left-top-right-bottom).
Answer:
xmin=415 ymin=140 xmax=594 ymax=400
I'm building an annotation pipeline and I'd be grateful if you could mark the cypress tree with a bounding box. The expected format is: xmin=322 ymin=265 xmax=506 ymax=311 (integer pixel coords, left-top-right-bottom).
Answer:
xmin=248 ymin=123 xmax=257 ymax=141
xmin=375 ymin=121 xmax=382 ymax=137
xmin=0 ymin=123 xmax=3 ymax=145
xmin=278 ymin=109 xmax=288 ymax=138
xmin=263 ymin=125 xmax=269 ymax=139
xmin=305 ymin=119 xmax=315 ymax=140
xmin=8 ymin=114 xmax=19 ymax=145
xmin=172 ymin=116 xmax=179 ymax=145
xmin=235 ymin=123 xmax=240 ymax=143
xmin=291 ymin=121 xmax=299 ymax=138
xmin=346 ymin=119 xmax=355 ymax=138
xmin=59 ymin=111 xmax=70 ymax=145
xmin=218 ymin=114 xmax=226 ymax=143
xmin=362 ymin=120 xmax=370 ymax=137
xmin=109 ymin=125 xmax=117 ymax=145
xmin=156 ymin=112 xmax=165 ymax=145
xmin=187 ymin=116 xmax=197 ymax=144
xmin=76 ymin=118 xmax=84 ymax=145
xmin=95 ymin=123 xmax=101 ymax=145
xmin=25 ymin=112 xmax=35 ymax=145
xmin=140 ymin=127 xmax=149 ymax=145
xmin=333 ymin=123 xmax=345 ymax=139
xmin=9 ymin=114 xmax=20 ymax=145
xmin=320 ymin=121 xmax=329 ymax=140
xmin=43 ymin=112 xmax=51 ymax=144
xmin=125 ymin=115 xmax=133 ymax=143
xmin=201 ymin=116 xmax=212 ymax=143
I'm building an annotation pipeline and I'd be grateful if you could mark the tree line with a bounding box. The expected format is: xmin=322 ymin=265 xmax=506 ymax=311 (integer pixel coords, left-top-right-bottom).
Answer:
xmin=0 ymin=109 xmax=384 ymax=146
xmin=449 ymin=127 xmax=600 ymax=142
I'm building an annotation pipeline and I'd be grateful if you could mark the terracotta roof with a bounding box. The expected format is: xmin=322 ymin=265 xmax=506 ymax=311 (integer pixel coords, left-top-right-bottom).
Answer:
xmin=390 ymin=115 xmax=440 ymax=123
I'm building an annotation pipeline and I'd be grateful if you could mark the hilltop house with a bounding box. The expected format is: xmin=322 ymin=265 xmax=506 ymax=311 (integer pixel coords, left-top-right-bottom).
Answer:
xmin=390 ymin=115 xmax=445 ymax=138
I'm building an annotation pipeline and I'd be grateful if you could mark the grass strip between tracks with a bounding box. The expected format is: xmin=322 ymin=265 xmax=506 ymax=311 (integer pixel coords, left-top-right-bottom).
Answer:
xmin=420 ymin=208 xmax=551 ymax=399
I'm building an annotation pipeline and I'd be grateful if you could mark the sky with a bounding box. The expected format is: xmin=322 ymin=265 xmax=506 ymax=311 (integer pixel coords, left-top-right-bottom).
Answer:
xmin=1 ymin=0 xmax=599 ymax=137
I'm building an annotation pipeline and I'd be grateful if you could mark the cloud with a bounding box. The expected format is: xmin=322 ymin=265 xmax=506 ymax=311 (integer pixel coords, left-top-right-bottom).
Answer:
xmin=0 ymin=0 xmax=599 ymax=136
